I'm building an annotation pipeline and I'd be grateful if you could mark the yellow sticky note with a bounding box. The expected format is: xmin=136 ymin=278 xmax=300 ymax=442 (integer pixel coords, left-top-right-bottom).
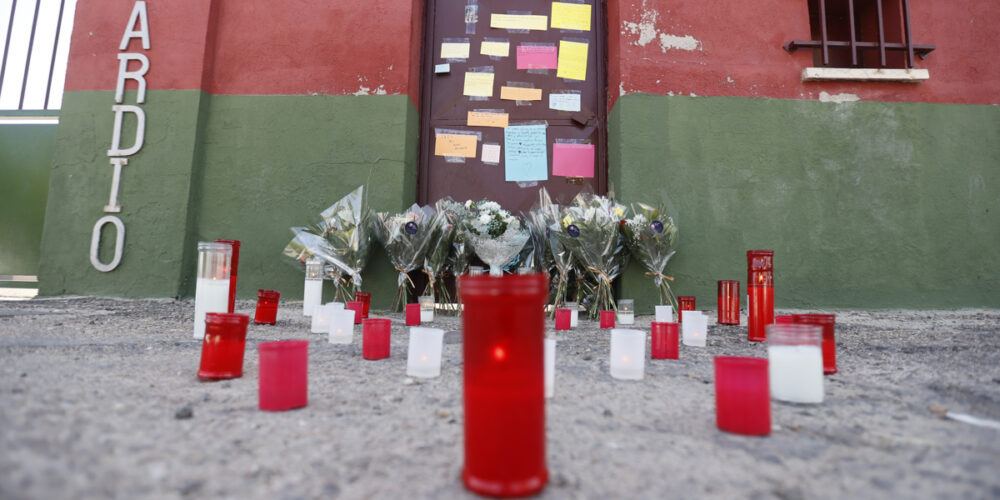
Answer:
xmin=468 ymin=111 xmax=509 ymax=128
xmin=440 ymin=42 xmax=470 ymax=59
xmin=557 ymin=40 xmax=588 ymax=81
xmin=435 ymin=133 xmax=478 ymax=158
xmin=463 ymin=72 xmax=495 ymax=97
xmin=490 ymin=13 xmax=548 ymax=31
xmin=500 ymin=86 xmax=543 ymax=101
xmin=480 ymin=41 xmax=510 ymax=57
xmin=551 ymin=2 xmax=591 ymax=31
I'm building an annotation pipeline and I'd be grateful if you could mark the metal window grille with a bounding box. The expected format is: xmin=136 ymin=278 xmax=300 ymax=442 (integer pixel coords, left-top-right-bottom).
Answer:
xmin=0 ymin=0 xmax=78 ymax=111
xmin=784 ymin=0 xmax=934 ymax=69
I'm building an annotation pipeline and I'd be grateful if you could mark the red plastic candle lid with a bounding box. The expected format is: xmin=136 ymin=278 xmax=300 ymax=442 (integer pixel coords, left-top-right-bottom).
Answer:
xmin=205 ymin=312 xmax=250 ymax=327
xmin=257 ymin=289 xmax=280 ymax=299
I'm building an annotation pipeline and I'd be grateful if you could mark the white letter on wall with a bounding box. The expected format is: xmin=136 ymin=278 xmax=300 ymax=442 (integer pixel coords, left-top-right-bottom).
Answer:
xmin=115 ymin=53 xmax=149 ymax=104
xmin=119 ymin=1 xmax=150 ymax=50
xmin=107 ymin=105 xmax=146 ymax=157
xmin=104 ymin=158 xmax=128 ymax=213
xmin=90 ymin=216 xmax=126 ymax=272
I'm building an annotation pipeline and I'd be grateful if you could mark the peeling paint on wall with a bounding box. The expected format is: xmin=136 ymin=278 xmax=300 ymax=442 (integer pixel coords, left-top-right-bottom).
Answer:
xmin=658 ymin=33 xmax=701 ymax=52
xmin=622 ymin=2 xmax=701 ymax=53
xmin=819 ymin=91 xmax=861 ymax=103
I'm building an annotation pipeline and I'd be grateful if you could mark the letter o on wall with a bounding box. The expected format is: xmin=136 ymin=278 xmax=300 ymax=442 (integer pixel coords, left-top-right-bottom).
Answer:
xmin=90 ymin=216 xmax=126 ymax=272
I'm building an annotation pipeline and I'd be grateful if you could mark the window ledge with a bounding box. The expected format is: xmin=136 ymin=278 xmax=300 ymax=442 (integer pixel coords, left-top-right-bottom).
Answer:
xmin=802 ymin=67 xmax=929 ymax=83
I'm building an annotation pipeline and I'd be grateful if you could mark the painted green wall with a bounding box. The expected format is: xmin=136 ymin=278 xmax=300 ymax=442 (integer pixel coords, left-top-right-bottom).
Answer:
xmin=610 ymin=94 xmax=1000 ymax=312
xmin=39 ymin=91 xmax=418 ymax=309
xmin=0 ymin=121 xmax=56 ymax=276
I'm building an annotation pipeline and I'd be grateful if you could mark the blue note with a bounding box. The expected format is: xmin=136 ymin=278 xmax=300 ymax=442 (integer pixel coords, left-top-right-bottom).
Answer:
xmin=504 ymin=124 xmax=548 ymax=182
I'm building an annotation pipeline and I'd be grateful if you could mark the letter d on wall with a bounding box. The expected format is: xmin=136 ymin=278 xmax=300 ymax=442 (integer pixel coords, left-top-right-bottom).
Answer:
xmin=90 ymin=216 xmax=126 ymax=272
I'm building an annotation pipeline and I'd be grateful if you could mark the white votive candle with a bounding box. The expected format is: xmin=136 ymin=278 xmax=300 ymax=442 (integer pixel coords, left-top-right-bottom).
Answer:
xmin=193 ymin=277 xmax=230 ymax=339
xmin=544 ymin=338 xmax=556 ymax=398
xmin=328 ymin=308 xmax=355 ymax=344
xmin=682 ymin=311 xmax=708 ymax=347
xmin=311 ymin=302 xmax=344 ymax=334
xmin=609 ymin=329 xmax=646 ymax=380
xmin=418 ymin=295 xmax=435 ymax=322
xmin=655 ymin=305 xmax=673 ymax=323
xmin=565 ymin=302 xmax=579 ymax=327
xmin=406 ymin=327 xmax=444 ymax=378
xmin=768 ymin=324 xmax=824 ymax=404
xmin=617 ymin=299 xmax=635 ymax=325
xmin=302 ymin=259 xmax=323 ymax=317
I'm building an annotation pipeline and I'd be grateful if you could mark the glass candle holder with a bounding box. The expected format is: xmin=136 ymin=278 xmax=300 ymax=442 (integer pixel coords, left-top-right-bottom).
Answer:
xmin=346 ymin=301 xmax=363 ymax=324
xmin=354 ymin=291 xmax=372 ymax=319
xmin=775 ymin=315 xmax=794 ymax=324
xmin=747 ymin=250 xmax=774 ymax=342
xmin=214 ymin=239 xmax=240 ymax=313
xmin=792 ymin=314 xmax=837 ymax=375
xmin=554 ymin=308 xmax=571 ymax=330
xmin=311 ymin=302 xmax=344 ymax=334
xmin=651 ymin=322 xmax=679 ymax=360
xmin=610 ymin=329 xmax=646 ymax=380
xmin=258 ymin=340 xmax=308 ymax=411
xmin=193 ymin=242 xmax=232 ymax=339
xmin=714 ymin=356 xmax=770 ymax=436
xmin=544 ymin=338 xmax=556 ymax=399
xmin=599 ymin=310 xmax=615 ymax=329
xmin=677 ymin=296 xmax=696 ymax=322
xmin=717 ymin=280 xmax=740 ymax=325
xmin=253 ymin=289 xmax=280 ymax=325
xmin=617 ymin=299 xmax=635 ymax=325
xmin=406 ymin=327 xmax=445 ymax=378
xmin=405 ymin=303 xmax=421 ymax=326
xmin=362 ymin=318 xmax=391 ymax=360
xmin=767 ymin=323 xmax=824 ymax=404
xmin=655 ymin=305 xmax=673 ymax=323
xmin=564 ymin=302 xmax=579 ymax=327
xmin=198 ymin=313 xmax=250 ymax=380
xmin=302 ymin=259 xmax=323 ymax=317
xmin=418 ymin=295 xmax=435 ymax=322
xmin=468 ymin=265 xmax=485 ymax=276
xmin=328 ymin=308 xmax=355 ymax=344
xmin=460 ymin=273 xmax=548 ymax=497
xmin=682 ymin=311 xmax=708 ymax=347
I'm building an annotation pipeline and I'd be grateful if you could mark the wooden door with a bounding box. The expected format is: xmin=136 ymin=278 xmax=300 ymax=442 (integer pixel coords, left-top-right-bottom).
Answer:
xmin=418 ymin=0 xmax=607 ymax=213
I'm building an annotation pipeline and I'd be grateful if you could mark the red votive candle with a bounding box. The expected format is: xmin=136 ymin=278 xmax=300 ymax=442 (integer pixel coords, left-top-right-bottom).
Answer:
xmin=714 ymin=356 xmax=770 ymax=436
xmin=214 ymin=239 xmax=240 ymax=313
xmin=678 ymin=296 xmax=696 ymax=322
xmin=346 ymin=301 xmax=363 ymax=324
xmin=405 ymin=303 xmax=421 ymax=326
xmin=253 ymin=289 xmax=280 ymax=325
xmin=792 ymin=313 xmax=837 ymax=375
xmin=717 ymin=280 xmax=740 ymax=325
xmin=651 ymin=322 xmax=679 ymax=360
xmin=775 ymin=315 xmax=793 ymax=324
xmin=460 ymin=273 xmax=548 ymax=497
xmin=258 ymin=340 xmax=308 ymax=411
xmin=362 ymin=318 xmax=391 ymax=360
xmin=554 ymin=309 xmax=571 ymax=330
xmin=747 ymin=250 xmax=774 ymax=342
xmin=599 ymin=310 xmax=615 ymax=329
xmin=355 ymin=291 xmax=372 ymax=319
xmin=198 ymin=312 xmax=250 ymax=380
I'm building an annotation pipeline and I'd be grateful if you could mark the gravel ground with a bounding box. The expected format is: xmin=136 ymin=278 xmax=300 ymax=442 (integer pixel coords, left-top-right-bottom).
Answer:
xmin=1 ymin=297 xmax=998 ymax=499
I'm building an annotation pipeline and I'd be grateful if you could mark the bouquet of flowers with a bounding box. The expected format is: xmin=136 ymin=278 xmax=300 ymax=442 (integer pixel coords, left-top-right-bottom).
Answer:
xmin=371 ymin=204 xmax=437 ymax=311
xmin=527 ymin=188 xmax=573 ymax=316
xmin=422 ymin=207 xmax=456 ymax=308
xmin=557 ymin=189 xmax=630 ymax=319
xmin=283 ymin=185 xmax=372 ymax=302
xmin=621 ymin=201 xmax=679 ymax=310
xmin=464 ymin=199 xmax=529 ymax=276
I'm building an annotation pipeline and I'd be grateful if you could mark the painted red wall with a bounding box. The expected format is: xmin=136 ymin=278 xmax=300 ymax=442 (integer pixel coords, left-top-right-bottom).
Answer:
xmin=64 ymin=0 xmax=423 ymax=106
xmin=608 ymin=0 xmax=1000 ymax=108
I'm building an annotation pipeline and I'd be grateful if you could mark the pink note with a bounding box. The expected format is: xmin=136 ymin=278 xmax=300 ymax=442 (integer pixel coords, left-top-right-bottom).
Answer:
xmin=516 ymin=45 xmax=558 ymax=70
xmin=552 ymin=143 xmax=595 ymax=178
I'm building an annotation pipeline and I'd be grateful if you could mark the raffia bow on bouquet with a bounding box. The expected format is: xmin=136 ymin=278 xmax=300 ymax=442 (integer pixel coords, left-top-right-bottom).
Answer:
xmin=463 ymin=199 xmax=529 ymax=277
xmin=621 ymin=201 xmax=679 ymax=311
xmin=371 ymin=204 xmax=437 ymax=311
xmin=527 ymin=188 xmax=574 ymax=317
xmin=282 ymin=185 xmax=372 ymax=302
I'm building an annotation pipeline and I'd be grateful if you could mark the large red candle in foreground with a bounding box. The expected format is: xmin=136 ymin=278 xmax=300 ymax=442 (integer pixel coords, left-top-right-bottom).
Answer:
xmin=215 ymin=239 xmax=240 ymax=313
xmin=460 ymin=273 xmax=548 ymax=497
xmin=362 ymin=318 xmax=391 ymax=360
xmin=747 ymin=250 xmax=774 ymax=342
xmin=258 ymin=340 xmax=308 ymax=411
xmin=792 ymin=313 xmax=837 ymax=374
xmin=651 ymin=322 xmax=679 ymax=359
xmin=714 ymin=356 xmax=770 ymax=436
xmin=198 ymin=312 xmax=249 ymax=379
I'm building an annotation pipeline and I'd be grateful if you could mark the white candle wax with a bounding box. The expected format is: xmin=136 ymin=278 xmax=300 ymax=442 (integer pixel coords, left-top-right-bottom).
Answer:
xmin=682 ymin=311 xmax=708 ymax=347
xmin=769 ymin=344 xmax=824 ymax=403
xmin=418 ymin=296 xmax=435 ymax=322
xmin=193 ymin=277 xmax=230 ymax=339
xmin=406 ymin=327 xmax=444 ymax=378
xmin=328 ymin=308 xmax=355 ymax=344
xmin=617 ymin=311 xmax=635 ymax=325
xmin=544 ymin=338 xmax=556 ymax=398
xmin=565 ymin=302 xmax=579 ymax=327
xmin=303 ymin=279 xmax=322 ymax=316
xmin=609 ymin=329 xmax=646 ymax=380
xmin=655 ymin=305 xmax=673 ymax=323
xmin=311 ymin=302 xmax=344 ymax=334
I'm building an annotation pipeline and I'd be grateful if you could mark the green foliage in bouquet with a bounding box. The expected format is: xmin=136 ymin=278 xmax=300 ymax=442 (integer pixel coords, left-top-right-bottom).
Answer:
xmin=621 ymin=201 xmax=679 ymax=311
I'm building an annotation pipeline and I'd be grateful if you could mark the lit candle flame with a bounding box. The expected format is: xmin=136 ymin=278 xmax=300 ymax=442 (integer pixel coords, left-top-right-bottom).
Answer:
xmin=493 ymin=346 xmax=506 ymax=361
